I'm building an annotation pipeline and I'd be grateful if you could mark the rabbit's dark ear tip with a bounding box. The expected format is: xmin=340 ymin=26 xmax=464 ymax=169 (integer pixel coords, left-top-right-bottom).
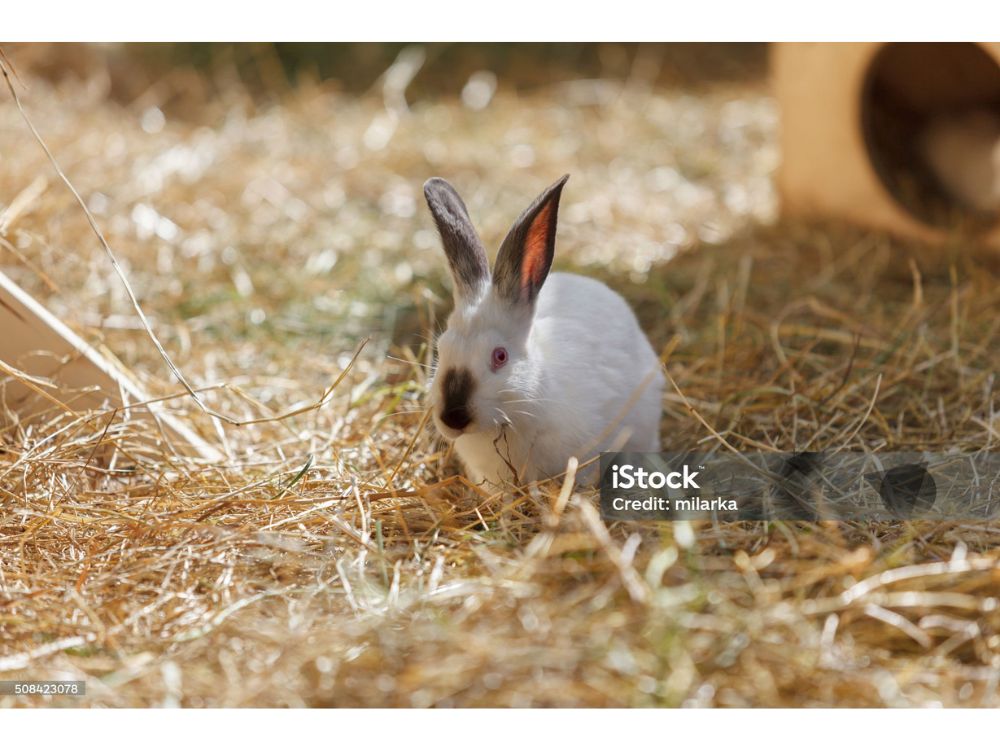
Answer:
xmin=423 ymin=177 xmax=451 ymax=200
xmin=542 ymin=174 xmax=569 ymax=198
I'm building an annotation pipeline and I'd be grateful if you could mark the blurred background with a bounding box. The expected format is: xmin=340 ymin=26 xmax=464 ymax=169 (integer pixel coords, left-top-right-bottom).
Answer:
xmin=0 ymin=43 xmax=779 ymax=393
xmin=10 ymin=43 xmax=770 ymax=101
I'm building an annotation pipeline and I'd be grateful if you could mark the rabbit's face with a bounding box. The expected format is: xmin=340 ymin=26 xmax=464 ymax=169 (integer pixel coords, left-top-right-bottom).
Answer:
xmin=430 ymin=297 xmax=535 ymax=441
xmin=422 ymin=174 xmax=567 ymax=442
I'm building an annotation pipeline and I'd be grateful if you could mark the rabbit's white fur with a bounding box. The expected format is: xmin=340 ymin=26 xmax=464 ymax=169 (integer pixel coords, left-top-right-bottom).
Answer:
xmin=425 ymin=175 xmax=663 ymax=487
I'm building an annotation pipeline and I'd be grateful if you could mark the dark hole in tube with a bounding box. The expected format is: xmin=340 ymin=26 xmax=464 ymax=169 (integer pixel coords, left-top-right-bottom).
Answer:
xmin=861 ymin=42 xmax=1000 ymax=233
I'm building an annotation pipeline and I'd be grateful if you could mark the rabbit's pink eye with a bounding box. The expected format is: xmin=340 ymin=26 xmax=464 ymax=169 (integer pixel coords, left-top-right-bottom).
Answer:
xmin=490 ymin=346 xmax=508 ymax=371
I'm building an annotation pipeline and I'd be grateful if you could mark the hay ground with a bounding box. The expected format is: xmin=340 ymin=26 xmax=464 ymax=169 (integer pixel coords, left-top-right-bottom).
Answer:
xmin=1 ymin=46 xmax=999 ymax=707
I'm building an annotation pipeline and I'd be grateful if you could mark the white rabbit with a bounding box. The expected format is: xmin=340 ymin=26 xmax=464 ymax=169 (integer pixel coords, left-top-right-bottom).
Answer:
xmin=423 ymin=175 xmax=664 ymax=487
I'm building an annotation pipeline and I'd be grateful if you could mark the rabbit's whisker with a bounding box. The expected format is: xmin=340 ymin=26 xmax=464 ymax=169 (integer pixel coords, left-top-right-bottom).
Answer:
xmin=386 ymin=355 xmax=432 ymax=370
xmin=381 ymin=409 xmax=428 ymax=419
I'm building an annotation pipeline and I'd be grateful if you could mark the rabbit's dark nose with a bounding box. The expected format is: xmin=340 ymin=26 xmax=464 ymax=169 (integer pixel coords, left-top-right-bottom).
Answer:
xmin=441 ymin=405 xmax=472 ymax=431
xmin=440 ymin=367 xmax=475 ymax=432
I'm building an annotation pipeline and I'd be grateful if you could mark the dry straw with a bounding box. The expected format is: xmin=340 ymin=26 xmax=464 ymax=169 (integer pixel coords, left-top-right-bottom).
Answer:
xmin=0 ymin=45 xmax=998 ymax=707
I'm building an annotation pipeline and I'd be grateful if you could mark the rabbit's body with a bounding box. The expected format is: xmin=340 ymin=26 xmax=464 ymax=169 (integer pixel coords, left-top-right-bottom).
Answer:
xmin=452 ymin=272 xmax=663 ymax=485
xmin=423 ymin=175 xmax=664 ymax=487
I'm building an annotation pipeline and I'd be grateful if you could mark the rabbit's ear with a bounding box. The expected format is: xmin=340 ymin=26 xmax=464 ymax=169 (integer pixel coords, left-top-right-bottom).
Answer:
xmin=493 ymin=175 xmax=569 ymax=307
xmin=424 ymin=178 xmax=490 ymax=304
